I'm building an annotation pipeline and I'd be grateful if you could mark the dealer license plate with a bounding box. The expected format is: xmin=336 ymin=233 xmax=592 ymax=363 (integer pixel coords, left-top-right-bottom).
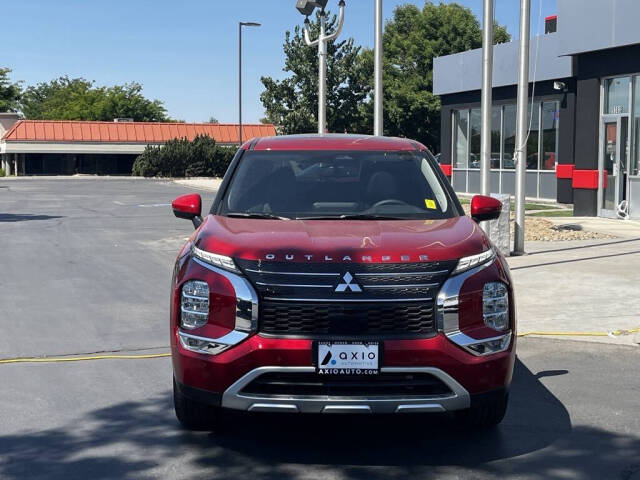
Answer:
xmin=316 ymin=342 xmax=379 ymax=375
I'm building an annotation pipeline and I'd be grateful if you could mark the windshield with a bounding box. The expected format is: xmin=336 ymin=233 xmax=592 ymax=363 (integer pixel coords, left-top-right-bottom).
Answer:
xmin=219 ymin=150 xmax=457 ymax=220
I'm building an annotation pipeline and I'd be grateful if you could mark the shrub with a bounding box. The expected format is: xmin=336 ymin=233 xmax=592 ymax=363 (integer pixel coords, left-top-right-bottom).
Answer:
xmin=131 ymin=134 xmax=237 ymax=178
xmin=0 ymin=168 xmax=5 ymax=177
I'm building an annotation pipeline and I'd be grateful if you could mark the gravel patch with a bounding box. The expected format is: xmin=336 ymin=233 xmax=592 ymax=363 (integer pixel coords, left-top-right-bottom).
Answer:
xmin=512 ymin=217 xmax=615 ymax=241
xmin=461 ymin=205 xmax=615 ymax=241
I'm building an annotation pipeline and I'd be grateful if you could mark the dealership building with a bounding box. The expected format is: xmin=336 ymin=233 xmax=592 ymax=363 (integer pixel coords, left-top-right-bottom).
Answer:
xmin=0 ymin=115 xmax=276 ymax=176
xmin=433 ymin=0 xmax=640 ymax=218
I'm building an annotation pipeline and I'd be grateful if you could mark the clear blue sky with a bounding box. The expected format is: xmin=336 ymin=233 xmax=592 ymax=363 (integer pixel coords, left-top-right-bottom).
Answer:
xmin=0 ymin=0 xmax=556 ymax=124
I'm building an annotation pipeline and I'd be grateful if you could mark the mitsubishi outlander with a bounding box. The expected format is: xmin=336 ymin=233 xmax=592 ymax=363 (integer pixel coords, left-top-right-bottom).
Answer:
xmin=170 ymin=134 xmax=515 ymax=430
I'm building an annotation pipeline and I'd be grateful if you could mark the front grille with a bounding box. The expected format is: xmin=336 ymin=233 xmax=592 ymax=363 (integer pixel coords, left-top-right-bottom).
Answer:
xmin=235 ymin=259 xmax=456 ymax=338
xmin=240 ymin=371 xmax=453 ymax=398
xmin=261 ymin=302 xmax=435 ymax=336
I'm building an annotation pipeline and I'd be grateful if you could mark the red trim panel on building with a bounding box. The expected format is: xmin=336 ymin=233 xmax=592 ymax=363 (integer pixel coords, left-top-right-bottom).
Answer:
xmin=572 ymin=169 xmax=606 ymax=189
xmin=440 ymin=164 xmax=452 ymax=177
xmin=555 ymin=164 xmax=574 ymax=179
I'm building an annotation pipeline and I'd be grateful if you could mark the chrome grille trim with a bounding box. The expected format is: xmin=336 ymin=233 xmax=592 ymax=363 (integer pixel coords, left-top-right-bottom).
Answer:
xmin=263 ymin=296 xmax=433 ymax=303
xmin=245 ymin=269 xmax=341 ymax=276
xmin=236 ymin=259 xmax=456 ymax=337
xmin=355 ymin=270 xmax=449 ymax=277
xmin=256 ymin=282 xmax=334 ymax=288
xmin=363 ymin=283 xmax=439 ymax=289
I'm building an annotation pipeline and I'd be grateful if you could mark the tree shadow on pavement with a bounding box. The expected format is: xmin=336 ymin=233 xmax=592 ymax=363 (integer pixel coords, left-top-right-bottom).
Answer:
xmin=0 ymin=358 xmax=638 ymax=479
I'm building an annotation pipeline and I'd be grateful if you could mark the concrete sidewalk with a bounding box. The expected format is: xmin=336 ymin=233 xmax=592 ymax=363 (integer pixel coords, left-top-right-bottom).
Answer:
xmin=507 ymin=235 xmax=640 ymax=346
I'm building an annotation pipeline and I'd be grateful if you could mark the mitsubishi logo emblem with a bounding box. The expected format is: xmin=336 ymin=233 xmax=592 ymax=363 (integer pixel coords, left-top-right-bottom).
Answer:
xmin=335 ymin=272 xmax=362 ymax=293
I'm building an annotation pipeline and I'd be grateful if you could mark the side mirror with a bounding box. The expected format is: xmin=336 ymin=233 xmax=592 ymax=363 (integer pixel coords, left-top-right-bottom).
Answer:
xmin=172 ymin=193 xmax=203 ymax=229
xmin=470 ymin=195 xmax=502 ymax=223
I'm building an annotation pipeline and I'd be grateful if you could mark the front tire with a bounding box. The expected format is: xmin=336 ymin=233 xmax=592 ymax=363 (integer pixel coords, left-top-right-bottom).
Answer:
xmin=173 ymin=378 xmax=228 ymax=431
xmin=455 ymin=391 xmax=509 ymax=429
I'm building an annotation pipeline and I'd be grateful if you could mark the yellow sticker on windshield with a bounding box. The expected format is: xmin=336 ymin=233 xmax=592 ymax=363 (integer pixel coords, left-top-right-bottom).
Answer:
xmin=425 ymin=199 xmax=437 ymax=209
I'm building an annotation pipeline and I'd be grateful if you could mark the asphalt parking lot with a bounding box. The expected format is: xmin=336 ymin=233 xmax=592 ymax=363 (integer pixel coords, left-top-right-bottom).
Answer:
xmin=0 ymin=177 xmax=639 ymax=480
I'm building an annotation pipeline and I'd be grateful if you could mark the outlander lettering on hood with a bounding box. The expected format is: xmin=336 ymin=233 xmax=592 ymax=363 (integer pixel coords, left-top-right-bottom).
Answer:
xmin=263 ymin=253 xmax=430 ymax=262
xmin=169 ymin=134 xmax=516 ymax=431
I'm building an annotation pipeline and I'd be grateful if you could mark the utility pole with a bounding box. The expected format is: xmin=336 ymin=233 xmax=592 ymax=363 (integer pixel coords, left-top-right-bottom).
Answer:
xmin=302 ymin=1 xmax=346 ymax=135
xmin=479 ymin=0 xmax=494 ymax=200
xmin=373 ymin=0 xmax=383 ymax=136
xmin=514 ymin=0 xmax=531 ymax=255
xmin=238 ymin=21 xmax=261 ymax=146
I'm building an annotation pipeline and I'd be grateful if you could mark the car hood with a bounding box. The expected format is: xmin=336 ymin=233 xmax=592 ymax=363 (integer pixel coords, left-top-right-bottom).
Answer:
xmin=193 ymin=215 xmax=491 ymax=264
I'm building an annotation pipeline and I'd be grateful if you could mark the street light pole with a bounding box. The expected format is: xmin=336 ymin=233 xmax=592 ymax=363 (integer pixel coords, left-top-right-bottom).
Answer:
xmin=238 ymin=21 xmax=261 ymax=146
xmin=480 ymin=0 xmax=494 ymax=200
xmin=318 ymin=12 xmax=327 ymax=134
xmin=303 ymin=1 xmax=345 ymax=135
xmin=514 ymin=0 xmax=531 ymax=254
xmin=374 ymin=0 xmax=383 ymax=136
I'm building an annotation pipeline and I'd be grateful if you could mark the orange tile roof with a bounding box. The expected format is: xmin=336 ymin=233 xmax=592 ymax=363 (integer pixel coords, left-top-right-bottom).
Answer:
xmin=1 ymin=120 xmax=276 ymax=144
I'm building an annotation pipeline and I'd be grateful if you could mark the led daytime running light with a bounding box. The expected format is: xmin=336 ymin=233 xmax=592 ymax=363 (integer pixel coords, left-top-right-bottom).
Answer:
xmin=192 ymin=245 xmax=238 ymax=272
xmin=454 ymin=248 xmax=496 ymax=274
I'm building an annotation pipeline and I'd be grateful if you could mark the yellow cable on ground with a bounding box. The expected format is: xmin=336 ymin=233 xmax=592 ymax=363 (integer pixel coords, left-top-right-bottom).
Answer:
xmin=518 ymin=327 xmax=640 ymax=338
xmin=518 ymin=331 xmax=608 ymax=337
xmin=0 ymin=352 xmax=171 ymax=364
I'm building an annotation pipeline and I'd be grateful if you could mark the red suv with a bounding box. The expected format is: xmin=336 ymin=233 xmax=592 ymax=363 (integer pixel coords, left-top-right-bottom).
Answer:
xmin=170 ymin=135 xmax=515 ymax=430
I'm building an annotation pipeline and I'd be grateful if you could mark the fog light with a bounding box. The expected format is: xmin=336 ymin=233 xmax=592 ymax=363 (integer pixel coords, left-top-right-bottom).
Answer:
xmin=178 ymin=330 xmax=248 ymax=356
xmin=181 ymin=280 xmax=209 ymax=329
xmin=483 ymin=282 xmax=509 ymax=331
xmin=179 ymin=333 xmax=229 ymax=355
xmin=465 ymin=333 xmax=512 ymax=355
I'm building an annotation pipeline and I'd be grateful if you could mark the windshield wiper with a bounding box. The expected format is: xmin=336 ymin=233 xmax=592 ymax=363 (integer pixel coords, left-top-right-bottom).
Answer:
xmin=225 ymin=212 xmax=291 ymax=220
xmin=295 ymin=214 xmax=406 ymax=220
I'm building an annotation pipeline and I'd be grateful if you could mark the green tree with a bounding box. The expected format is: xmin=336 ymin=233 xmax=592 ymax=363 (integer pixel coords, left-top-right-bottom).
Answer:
xmin=363 ymin=2 xmax=511 ymax=150
xmin=260 ymin=11 xmax=371 ymax=134
xmin=0 ymin=68 xmax=22 ymax=112
xmin=20 ymin=76 xmax=169 ymax=121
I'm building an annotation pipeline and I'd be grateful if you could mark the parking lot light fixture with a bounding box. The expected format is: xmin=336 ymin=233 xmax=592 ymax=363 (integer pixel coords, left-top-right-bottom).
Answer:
xmin=296 ymin=0 xmax=329 ymax=16
xmin=239 ymin=21 xmax=262 ymax=146
xmin=299 ymin=0 xmax=346 ymax=135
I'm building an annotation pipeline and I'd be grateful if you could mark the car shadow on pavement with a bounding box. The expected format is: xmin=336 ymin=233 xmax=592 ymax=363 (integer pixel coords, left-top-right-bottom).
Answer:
xmin=0 ymin=358 xmax=638 ymax=480
xmin=0 ymin=213 xmax=63 ymax=222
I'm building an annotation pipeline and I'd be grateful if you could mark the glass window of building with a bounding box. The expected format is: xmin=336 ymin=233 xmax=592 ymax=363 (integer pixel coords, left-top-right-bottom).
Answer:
xmin=453 ymin=109 xmax=469 ymax=168
xmin=526 ymin=102 xmax=540 ymax=170
xmin=605 ymin=77 xmax=631 ymax=114
xmin=541 ymin=101 xmax=559 ymax=170
xmin=634 ymin=77 xmax=640 ymax=176
xmin=469 ymin=108 xmax=481 ymax=168
xmin=491 ymin=106 xmax=502 ymax=169
xmin=503 ymin=105 xmax=517 ymax=169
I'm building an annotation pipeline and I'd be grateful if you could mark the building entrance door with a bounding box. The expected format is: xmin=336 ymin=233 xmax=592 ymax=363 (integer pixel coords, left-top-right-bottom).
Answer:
xmin=599 ymin=115 xmax=629 ymax=218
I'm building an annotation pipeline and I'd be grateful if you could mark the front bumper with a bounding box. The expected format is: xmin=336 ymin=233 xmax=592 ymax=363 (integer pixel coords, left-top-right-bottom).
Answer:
xmin=220 ymin=366 xmax=470 ymax=414
xmin=172 ymin=254 xmax=516 ymax=414
xmin=172 ymin=331 xmax=515 ymax=413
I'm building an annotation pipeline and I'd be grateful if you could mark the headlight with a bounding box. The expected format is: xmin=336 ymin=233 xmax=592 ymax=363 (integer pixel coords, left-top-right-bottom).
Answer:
xmin=192 ymin=245 xmax=238 ymax=272
xmin=454 ymin=248 xmax=496 ymax=274
xmin=181 ymin=280 xmax=209 ymax=329
xmin=483 ymin=282 xmax=509 ymax=331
